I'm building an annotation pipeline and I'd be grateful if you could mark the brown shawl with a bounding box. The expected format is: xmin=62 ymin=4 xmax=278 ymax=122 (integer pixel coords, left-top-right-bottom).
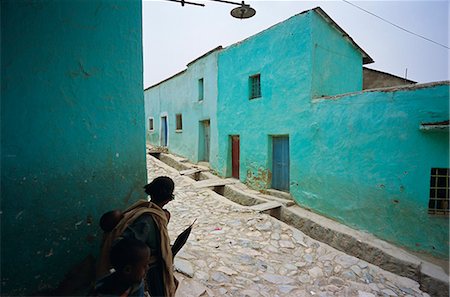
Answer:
xmin=96 ymin=200 xmax=177 ymax=297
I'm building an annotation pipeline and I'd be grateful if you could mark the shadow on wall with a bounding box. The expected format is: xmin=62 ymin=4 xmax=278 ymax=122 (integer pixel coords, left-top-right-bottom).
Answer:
xmin=30 ymin=255 xmax=96 ymax=296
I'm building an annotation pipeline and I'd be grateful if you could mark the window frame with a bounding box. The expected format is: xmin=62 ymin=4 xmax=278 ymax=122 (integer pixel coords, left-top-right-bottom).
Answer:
xmin=428 ymin=168 xmax=449 ymax=216
xmin=148 ymin=117 xmax=154 ymax=132
xmin=198 ymin=78 xmax=204 ymax=101
xmin=175 ymin=113 xmax=183 ymax=132
xmin=249 ymin=73 xmax=261 ymax=100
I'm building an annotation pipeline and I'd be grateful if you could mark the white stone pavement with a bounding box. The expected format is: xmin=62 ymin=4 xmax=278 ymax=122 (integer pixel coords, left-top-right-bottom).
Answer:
xmin=147 ymin=155 xmax=430 ymax=297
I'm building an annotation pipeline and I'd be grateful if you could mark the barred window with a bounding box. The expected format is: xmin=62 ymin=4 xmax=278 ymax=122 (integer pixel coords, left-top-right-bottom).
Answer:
xmin=428 ymin=168 xmax=449 ymax=216
xmin=249 ymin=74 xmax=261 ymax=99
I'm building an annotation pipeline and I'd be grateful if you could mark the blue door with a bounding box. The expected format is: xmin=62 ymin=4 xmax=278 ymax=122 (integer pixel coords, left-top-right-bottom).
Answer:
xmin=272 ymin=136 xmax=289 ymax=191
xmin=199 ymin=120 xmax=210 ymax=162
xmin=161 ymin=116 xmax=168 ymax=147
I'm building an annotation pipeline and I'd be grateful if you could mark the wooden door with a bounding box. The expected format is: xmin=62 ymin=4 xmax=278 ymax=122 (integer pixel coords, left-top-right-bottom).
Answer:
xmin=231 ymin=135 xmax=240 ymax=179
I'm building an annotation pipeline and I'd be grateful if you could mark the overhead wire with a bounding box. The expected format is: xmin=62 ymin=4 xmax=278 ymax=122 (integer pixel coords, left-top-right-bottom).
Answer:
xmin=341 ymin=0 xmax=449 ymax=50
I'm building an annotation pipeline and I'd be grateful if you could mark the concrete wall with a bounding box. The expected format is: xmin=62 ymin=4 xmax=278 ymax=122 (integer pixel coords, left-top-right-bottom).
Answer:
xmin=144 ymin=49 xmax=220 ymax=167
xmin=1 ymin=0 xmax=147 ymax=294
xmin=363 ymin=67 xmax=416 ymax=89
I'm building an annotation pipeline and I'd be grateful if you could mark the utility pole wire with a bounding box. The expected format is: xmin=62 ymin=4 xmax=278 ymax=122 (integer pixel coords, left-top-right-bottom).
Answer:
xmin=341 ymin=0 xmax=450 ymax=50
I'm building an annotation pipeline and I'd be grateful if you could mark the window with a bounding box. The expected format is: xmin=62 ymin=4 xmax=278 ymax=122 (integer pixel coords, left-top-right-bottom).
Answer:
xmin=148 ymin=118 xmax=154 ymax=131
xmin=198 ymin=78 xmax=204 ymax=101
xmin=249 ymin=74 xmax=261 ymax=99
xmin=176 ymin=114 xmax=183 ymax=131
xmin=428 ymin=168 xmax=449 ymax=216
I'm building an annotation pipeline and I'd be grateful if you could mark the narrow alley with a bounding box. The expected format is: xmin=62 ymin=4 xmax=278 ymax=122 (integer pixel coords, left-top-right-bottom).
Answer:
xmin=147 ymin=154 xmax=431 ymax=297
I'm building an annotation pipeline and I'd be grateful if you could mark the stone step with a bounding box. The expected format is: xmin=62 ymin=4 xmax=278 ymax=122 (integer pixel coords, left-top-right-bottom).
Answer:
xmin=179 ymin=168 xmax=203 ymax=176
xmin=259 ymin=194 xmax=296 ymax=207
xmin=193 ymin=179 xmax=236 ymax=189
xmin=265 ymin=189 xmax=294 ymax=201
xmin=249 ymin=201 xmax=282 ymax=212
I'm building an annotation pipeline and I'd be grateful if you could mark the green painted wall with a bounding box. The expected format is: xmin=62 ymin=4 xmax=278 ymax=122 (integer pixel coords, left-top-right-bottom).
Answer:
xmin=144 ymin=49 xmax=220 ymax=168
xmin=217 ymin=11 xmax=314 ymax=185
xmin=310 ymin=12 xmax=363 ymax=97
xmin=1 ymin=0 xmax=147 ymax=294
xmin=298 ymin=84 xmax=449 ymax=258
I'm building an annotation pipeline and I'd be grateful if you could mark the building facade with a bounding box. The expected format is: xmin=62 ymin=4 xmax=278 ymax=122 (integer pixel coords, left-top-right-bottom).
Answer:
xmin=144 ymin=7 xmax=449 ymax=259
xmin=1 ymin=1 xmax=147 ymax=294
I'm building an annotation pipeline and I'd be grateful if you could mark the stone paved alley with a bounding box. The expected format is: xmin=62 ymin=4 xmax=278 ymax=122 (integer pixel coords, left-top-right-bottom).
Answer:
xmin=146 ymin=154 xmax=433 ymax=297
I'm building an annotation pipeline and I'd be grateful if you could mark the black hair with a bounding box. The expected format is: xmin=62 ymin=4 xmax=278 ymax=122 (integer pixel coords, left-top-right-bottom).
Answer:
xmin=143 ymin=176 xmax=175 ymax=203
xmin=110 ymin=238 xmax=149 ymax=272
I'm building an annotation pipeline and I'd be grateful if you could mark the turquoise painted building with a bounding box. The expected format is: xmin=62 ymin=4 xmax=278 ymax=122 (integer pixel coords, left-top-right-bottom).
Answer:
xmin=1 ymin=0 xmax=147 ymax=295
xmin=145 ymin=47 xmax=222 ymax=169
xmin=144 ymin=7 xmax=449 ymax=259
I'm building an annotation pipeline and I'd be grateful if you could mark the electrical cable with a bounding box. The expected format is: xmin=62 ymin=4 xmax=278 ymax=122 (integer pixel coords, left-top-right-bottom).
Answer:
xmin=341 ymin=0 xmax=449 ymax=50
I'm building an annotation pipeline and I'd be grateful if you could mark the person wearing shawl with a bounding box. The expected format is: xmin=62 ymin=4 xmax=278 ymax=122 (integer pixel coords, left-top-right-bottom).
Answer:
xmin=97 ymin=176 xmax=178 ymax=297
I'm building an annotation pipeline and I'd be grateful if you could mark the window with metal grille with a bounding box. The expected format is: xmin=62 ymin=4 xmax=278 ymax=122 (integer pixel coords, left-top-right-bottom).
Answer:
xmin=428 ymin=168 xmax=449 ymax=215
xmin=149 ymin=118 xmax=154 ymax=131
xmin=198 ymin=78 xmax=204 ymax=101
xmin=176 ymin=114 xmax=182 ymax=131
xmin=249 ymin=74 xmax=261 ymax=99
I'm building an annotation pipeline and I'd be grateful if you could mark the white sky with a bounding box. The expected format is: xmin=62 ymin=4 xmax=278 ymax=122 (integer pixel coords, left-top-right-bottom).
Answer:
xmin=142 ymin=0 xmax=449 ymax=89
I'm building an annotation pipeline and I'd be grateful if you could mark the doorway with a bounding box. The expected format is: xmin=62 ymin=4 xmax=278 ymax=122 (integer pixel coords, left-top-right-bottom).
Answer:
xmin=161 ymin=116 xmax=168 ymax=147
xmin=272 ymin=135 xmax=289 ymax=191
xmin=231 ymin=135 xmax=240 ymax=179
xmin=199 ymin=120 xmax=210 ymax=162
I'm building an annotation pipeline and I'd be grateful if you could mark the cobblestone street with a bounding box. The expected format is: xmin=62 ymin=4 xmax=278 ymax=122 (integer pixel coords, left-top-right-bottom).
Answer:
xmin=147 ymin=155 xmax=430 ymax=297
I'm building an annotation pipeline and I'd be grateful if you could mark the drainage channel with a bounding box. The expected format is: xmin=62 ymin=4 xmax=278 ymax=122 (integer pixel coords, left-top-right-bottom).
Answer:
xmin=148 ymin=150 xmax=449 ymax=297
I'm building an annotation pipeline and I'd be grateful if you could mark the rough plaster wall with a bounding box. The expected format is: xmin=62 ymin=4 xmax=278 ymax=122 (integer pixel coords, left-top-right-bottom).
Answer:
xmin=144 ymin=52 xmax=219 ymax=166
xmin=295 ymin=84 xmax=449 ymax=258
xmin=310 ymin=12 xmax=363 ymax=97
xmin=1 ymin=0 xmax=146 ymax=294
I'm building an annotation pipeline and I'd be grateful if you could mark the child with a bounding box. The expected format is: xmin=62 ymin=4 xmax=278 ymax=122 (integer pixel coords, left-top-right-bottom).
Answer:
xmin=94 ymin=238 xmax=151 ymax=297
xmin=99 ymin=210 xmax=124 ymax=233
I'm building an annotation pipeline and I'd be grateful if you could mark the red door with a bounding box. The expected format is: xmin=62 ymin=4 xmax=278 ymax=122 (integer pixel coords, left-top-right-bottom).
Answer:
xmin=231 ymin=135 xmax=240 ymax=179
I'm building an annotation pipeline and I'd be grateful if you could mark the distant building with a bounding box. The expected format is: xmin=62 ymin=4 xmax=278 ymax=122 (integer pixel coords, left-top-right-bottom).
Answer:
xmin=144 ymin=7 xmax=449 ymax=259
xmin=363 ymin=67 xmax=416 ymax=89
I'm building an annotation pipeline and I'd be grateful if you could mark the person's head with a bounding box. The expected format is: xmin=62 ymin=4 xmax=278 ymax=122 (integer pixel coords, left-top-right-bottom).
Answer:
xmin=143 ymin=176 xmax=175 ymax=207
xmin=99 ymin=210 xmax=123 ymax=232
xmin=110 ymin=238 xmax=150 ymax=284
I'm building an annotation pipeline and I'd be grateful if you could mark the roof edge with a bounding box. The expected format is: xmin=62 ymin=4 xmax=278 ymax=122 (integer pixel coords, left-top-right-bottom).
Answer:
xmin=312 ymin=7 xmax=374 ymax=65
xmin=363 ymin=66 xmax=417 ymax=84
xmin=187 ymin=45 xmax=223 ymax=67
xmin=144 ymin=46 xmax=223 ymax=91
